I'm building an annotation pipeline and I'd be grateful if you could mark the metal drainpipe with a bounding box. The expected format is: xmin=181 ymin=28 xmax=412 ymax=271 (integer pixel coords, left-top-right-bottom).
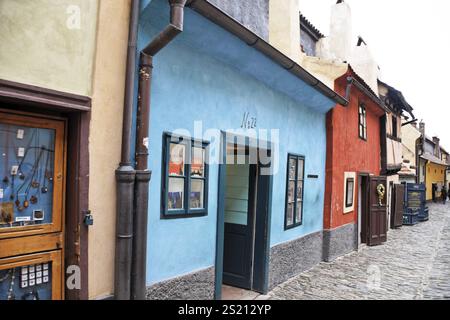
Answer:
xmin=131 ymin=0 xmax=187 ymax=300
xmin=115 ymin=0 xmax=140 ymax=300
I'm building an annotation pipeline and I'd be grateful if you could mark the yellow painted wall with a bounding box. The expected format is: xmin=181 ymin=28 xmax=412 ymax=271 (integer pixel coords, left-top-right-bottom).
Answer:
xmin=88 ymin=0 xmax=131 ymax=299
xmin=425 ymin=162 xmax=446 ymax=200
xmin=0 ymin=0 xmax=99 ymax=96
xmin=269 ymin=0 xmax=302 ymax=63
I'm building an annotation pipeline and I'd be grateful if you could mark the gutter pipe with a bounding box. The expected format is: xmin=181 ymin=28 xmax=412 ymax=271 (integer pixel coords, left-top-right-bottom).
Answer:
xmin=115 ymin=0 xmax=140 ymax=300
xmin=131 ymin=0 xmax=187 ymax=300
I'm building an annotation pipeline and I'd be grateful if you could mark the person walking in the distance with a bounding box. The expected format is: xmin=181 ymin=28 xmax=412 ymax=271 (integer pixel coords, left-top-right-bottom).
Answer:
xmin=442 ymin=186 xmax=448 ymax=205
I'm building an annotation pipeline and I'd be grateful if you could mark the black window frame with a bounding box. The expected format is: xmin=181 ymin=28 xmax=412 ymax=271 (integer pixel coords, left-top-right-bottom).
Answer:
xmin=345 ymin=177 xmax=355 ymax=209
xmin=392 ymin=115 xmax=398 ymax=138
xmin=284 ymin=154 xmax=305 ymax=230
xmin=358 ymin=103 xmax=367 ymax=141
xmin=161 ymin=132 xmax=209 ymax=219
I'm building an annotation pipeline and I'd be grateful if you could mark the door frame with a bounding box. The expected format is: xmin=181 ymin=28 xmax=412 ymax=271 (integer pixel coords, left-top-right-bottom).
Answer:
xmin=0 ymin=79 xmax=90 ymax=300
xmin=215 ymin=131 xmax=273 ymax=299
xmin=357 ymin=172 xmax=370 ymax=247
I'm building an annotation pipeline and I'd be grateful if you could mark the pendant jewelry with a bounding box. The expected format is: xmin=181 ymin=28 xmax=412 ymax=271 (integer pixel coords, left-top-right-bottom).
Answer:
xmin=30 ymin=195 xmax=38 ymax=205
xmin=23 ymin=199 xmax=30 ymax=209
xmin=2 ymin=176 xmax=9 ymax=184
xmin=17 ymin=206 xmax=24 ymax=212
xmin=7 ymin=269 xmax=15 ymax=301
xmin=41 ymin=186 xmax=48 ymax=194
xmin=31 ymin=181 xmax=40 ymax=189
xmin=45 ymin=171 xmax=53 ymax=182
xmin=15 ymin=199 xmax=20 ymax=208
xmin=19 ymin=172 xmax=25 ymax=180
xmin=0 ymin=270 xmax=11 ymax=283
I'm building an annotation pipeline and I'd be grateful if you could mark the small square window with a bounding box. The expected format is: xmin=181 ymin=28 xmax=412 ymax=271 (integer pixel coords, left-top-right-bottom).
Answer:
xmin=162 ymin=134 xmax=209 ymax=218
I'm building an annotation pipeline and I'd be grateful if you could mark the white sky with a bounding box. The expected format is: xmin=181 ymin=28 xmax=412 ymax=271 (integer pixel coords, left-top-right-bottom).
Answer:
xmin=300 ymin=0 xmax=450 ymax=148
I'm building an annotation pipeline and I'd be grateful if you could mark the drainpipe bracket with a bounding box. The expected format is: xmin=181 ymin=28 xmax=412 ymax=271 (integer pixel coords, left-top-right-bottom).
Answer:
xmin=135 ymin=170 xmax=152 ymax=182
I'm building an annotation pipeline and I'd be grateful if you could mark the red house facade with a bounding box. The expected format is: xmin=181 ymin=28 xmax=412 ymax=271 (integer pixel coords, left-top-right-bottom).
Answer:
xmin=323 ymin=67 xmax=387 ymax=261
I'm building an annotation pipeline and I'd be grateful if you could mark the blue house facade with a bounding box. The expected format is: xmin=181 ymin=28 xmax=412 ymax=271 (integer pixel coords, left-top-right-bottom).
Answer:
xmin=137 ymin=0 xmax=346 ymax=300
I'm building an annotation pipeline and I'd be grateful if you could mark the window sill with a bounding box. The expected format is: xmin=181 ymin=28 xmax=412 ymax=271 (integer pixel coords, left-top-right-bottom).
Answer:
xmin=161 ymin=211 xmax=208 ymax=220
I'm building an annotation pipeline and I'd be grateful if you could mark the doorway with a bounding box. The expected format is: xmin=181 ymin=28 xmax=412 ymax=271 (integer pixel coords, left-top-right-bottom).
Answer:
xmin=357 ymin=174 xmax=369 ymax=247
xmin=215 ymin=134 xmax=272 ymax=300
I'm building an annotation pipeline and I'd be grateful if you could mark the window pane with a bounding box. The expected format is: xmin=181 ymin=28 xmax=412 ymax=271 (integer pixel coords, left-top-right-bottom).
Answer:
xmin=169 ymin=143 xmax=185 ymax=176
xmin=288 ymin=181 xmax=295 ymax=203
xmin=297 ymin=181 xmax=303 ymax=201
xmin=190 ymin=179 xmax=204 ymax=209
xmin=295 ymin=201 xmax=302 ymax=224
xmin=359 ymin=126 xmax=363 ymax=138
xmin=297 ymin=159 xmax=304 ymax=180
xmin=191 ymin=147 xmax=205 ymax=177
xmin=288 ymin=158 xmax=296 ymax=180
xmin=0 ymin=125 xmax=55 ymax=230
xmin=286 ymin=203 xmax=294 ymax=226
xmin=168 ymin=177 xmax=184 ymax=210
xmin=346 ymin=179 xmax=354 ymax=207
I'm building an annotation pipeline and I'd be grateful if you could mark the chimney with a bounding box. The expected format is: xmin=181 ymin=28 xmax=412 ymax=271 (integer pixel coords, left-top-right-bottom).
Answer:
xmin=329 ymin=0 xmax=352 ymax=62
xmin=433 ymin=136 xmax=440 ymax=157
xmin=419 ymin=121 xmax=425 ymax=137
xmin=269 ymin=0 xmax=302 ymax=63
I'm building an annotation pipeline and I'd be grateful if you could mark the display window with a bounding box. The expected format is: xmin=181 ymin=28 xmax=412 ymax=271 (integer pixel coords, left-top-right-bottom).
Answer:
xmin=0 ymin=250 xmax=62 ymax=300
xmin=162 ymin=133 xmax=209 ymax=218
xmin=0 ymin=111 xmax=66 ymax=300
xmin=0 ymin=113 xmax=65 ymax=239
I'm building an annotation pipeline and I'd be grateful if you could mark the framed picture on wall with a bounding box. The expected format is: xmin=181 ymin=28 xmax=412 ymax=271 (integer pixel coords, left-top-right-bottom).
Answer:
xmin=345 ymin=178 xmax=355 ymax=208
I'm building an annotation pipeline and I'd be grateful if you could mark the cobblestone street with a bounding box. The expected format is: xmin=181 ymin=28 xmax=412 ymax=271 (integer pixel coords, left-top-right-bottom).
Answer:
xmin=268 ymin=203 xmax=450 ymax=300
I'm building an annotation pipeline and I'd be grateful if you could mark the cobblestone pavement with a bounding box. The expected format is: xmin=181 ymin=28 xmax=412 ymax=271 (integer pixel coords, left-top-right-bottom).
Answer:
xmin=268 ymin=203 xmax=450 ymax=300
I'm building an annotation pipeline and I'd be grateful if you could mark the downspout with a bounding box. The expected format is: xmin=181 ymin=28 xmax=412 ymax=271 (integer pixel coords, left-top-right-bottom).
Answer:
xmin=115 ymin=0 xmax=140 ymax=300
xmin=131 ymin=0 xmax=187 ymax=300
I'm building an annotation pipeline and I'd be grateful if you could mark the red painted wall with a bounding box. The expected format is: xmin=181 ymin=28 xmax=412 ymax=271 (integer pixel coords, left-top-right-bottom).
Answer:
xmin=323 ymin=70 xmax=384 ymax=230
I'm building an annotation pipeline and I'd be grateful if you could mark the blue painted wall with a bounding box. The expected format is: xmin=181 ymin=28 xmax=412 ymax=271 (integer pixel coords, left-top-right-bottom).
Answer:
xmin=139 ymin=0 xmax=333 ymax=285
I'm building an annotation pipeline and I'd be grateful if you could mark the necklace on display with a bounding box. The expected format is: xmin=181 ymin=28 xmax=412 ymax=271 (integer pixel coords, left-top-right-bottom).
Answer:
xmin=7 ymin=269 xmax=15 ymax=301
xmin=0 ymin=269 xmax=11 ymax=283
xmin=2 ymin=124 xmax=11 ymax=187
xmin=16 ymin=147 xmax=45 ymax=210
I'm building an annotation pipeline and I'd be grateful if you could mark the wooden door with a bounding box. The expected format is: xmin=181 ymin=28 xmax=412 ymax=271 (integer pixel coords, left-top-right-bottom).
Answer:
xmin=390 ymin=184 xmax=405 ymax=229
xmin=367 ymin=176 xmax=388 ymax=246
xmin=223 ymin=163 xmax=256 ymax=290
xmin=0 ymin=112 xmax=66 ymax=300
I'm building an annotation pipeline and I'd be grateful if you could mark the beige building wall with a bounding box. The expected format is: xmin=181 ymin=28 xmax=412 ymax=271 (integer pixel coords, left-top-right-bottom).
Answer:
xmin=402 ymin=123 xmax=421 ymax=167
xmin=1 ymin=0 xmax=130 ymax=300
xmin=269 ymin=0 xmax=302 ymax=64
xmin=0 ymin=0 xmax=99 ymax=96
xmin=88 ymin=0 xmax=131 ymax=299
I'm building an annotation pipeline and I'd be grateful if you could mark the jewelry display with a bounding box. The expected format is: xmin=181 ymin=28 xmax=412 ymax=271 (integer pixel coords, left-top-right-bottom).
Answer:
xmin=7 ymin=269 xmax=15 ymax=300
xmin=1 ymin=124 xmax=55 ymax=229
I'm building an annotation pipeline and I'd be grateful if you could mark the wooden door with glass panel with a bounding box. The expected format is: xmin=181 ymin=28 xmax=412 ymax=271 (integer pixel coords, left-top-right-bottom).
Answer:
xmin=0 ymin=111 xmax=65 ymax=300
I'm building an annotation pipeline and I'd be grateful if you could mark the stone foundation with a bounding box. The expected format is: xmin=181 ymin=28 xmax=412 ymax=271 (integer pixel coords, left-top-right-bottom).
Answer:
xmin=146 ymin=267 xmax=215 ymax=300
xmin=268 ymin=231 xmax=323 ymax=290
xmin=322 ymin=223 xmax=357 ymax=262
